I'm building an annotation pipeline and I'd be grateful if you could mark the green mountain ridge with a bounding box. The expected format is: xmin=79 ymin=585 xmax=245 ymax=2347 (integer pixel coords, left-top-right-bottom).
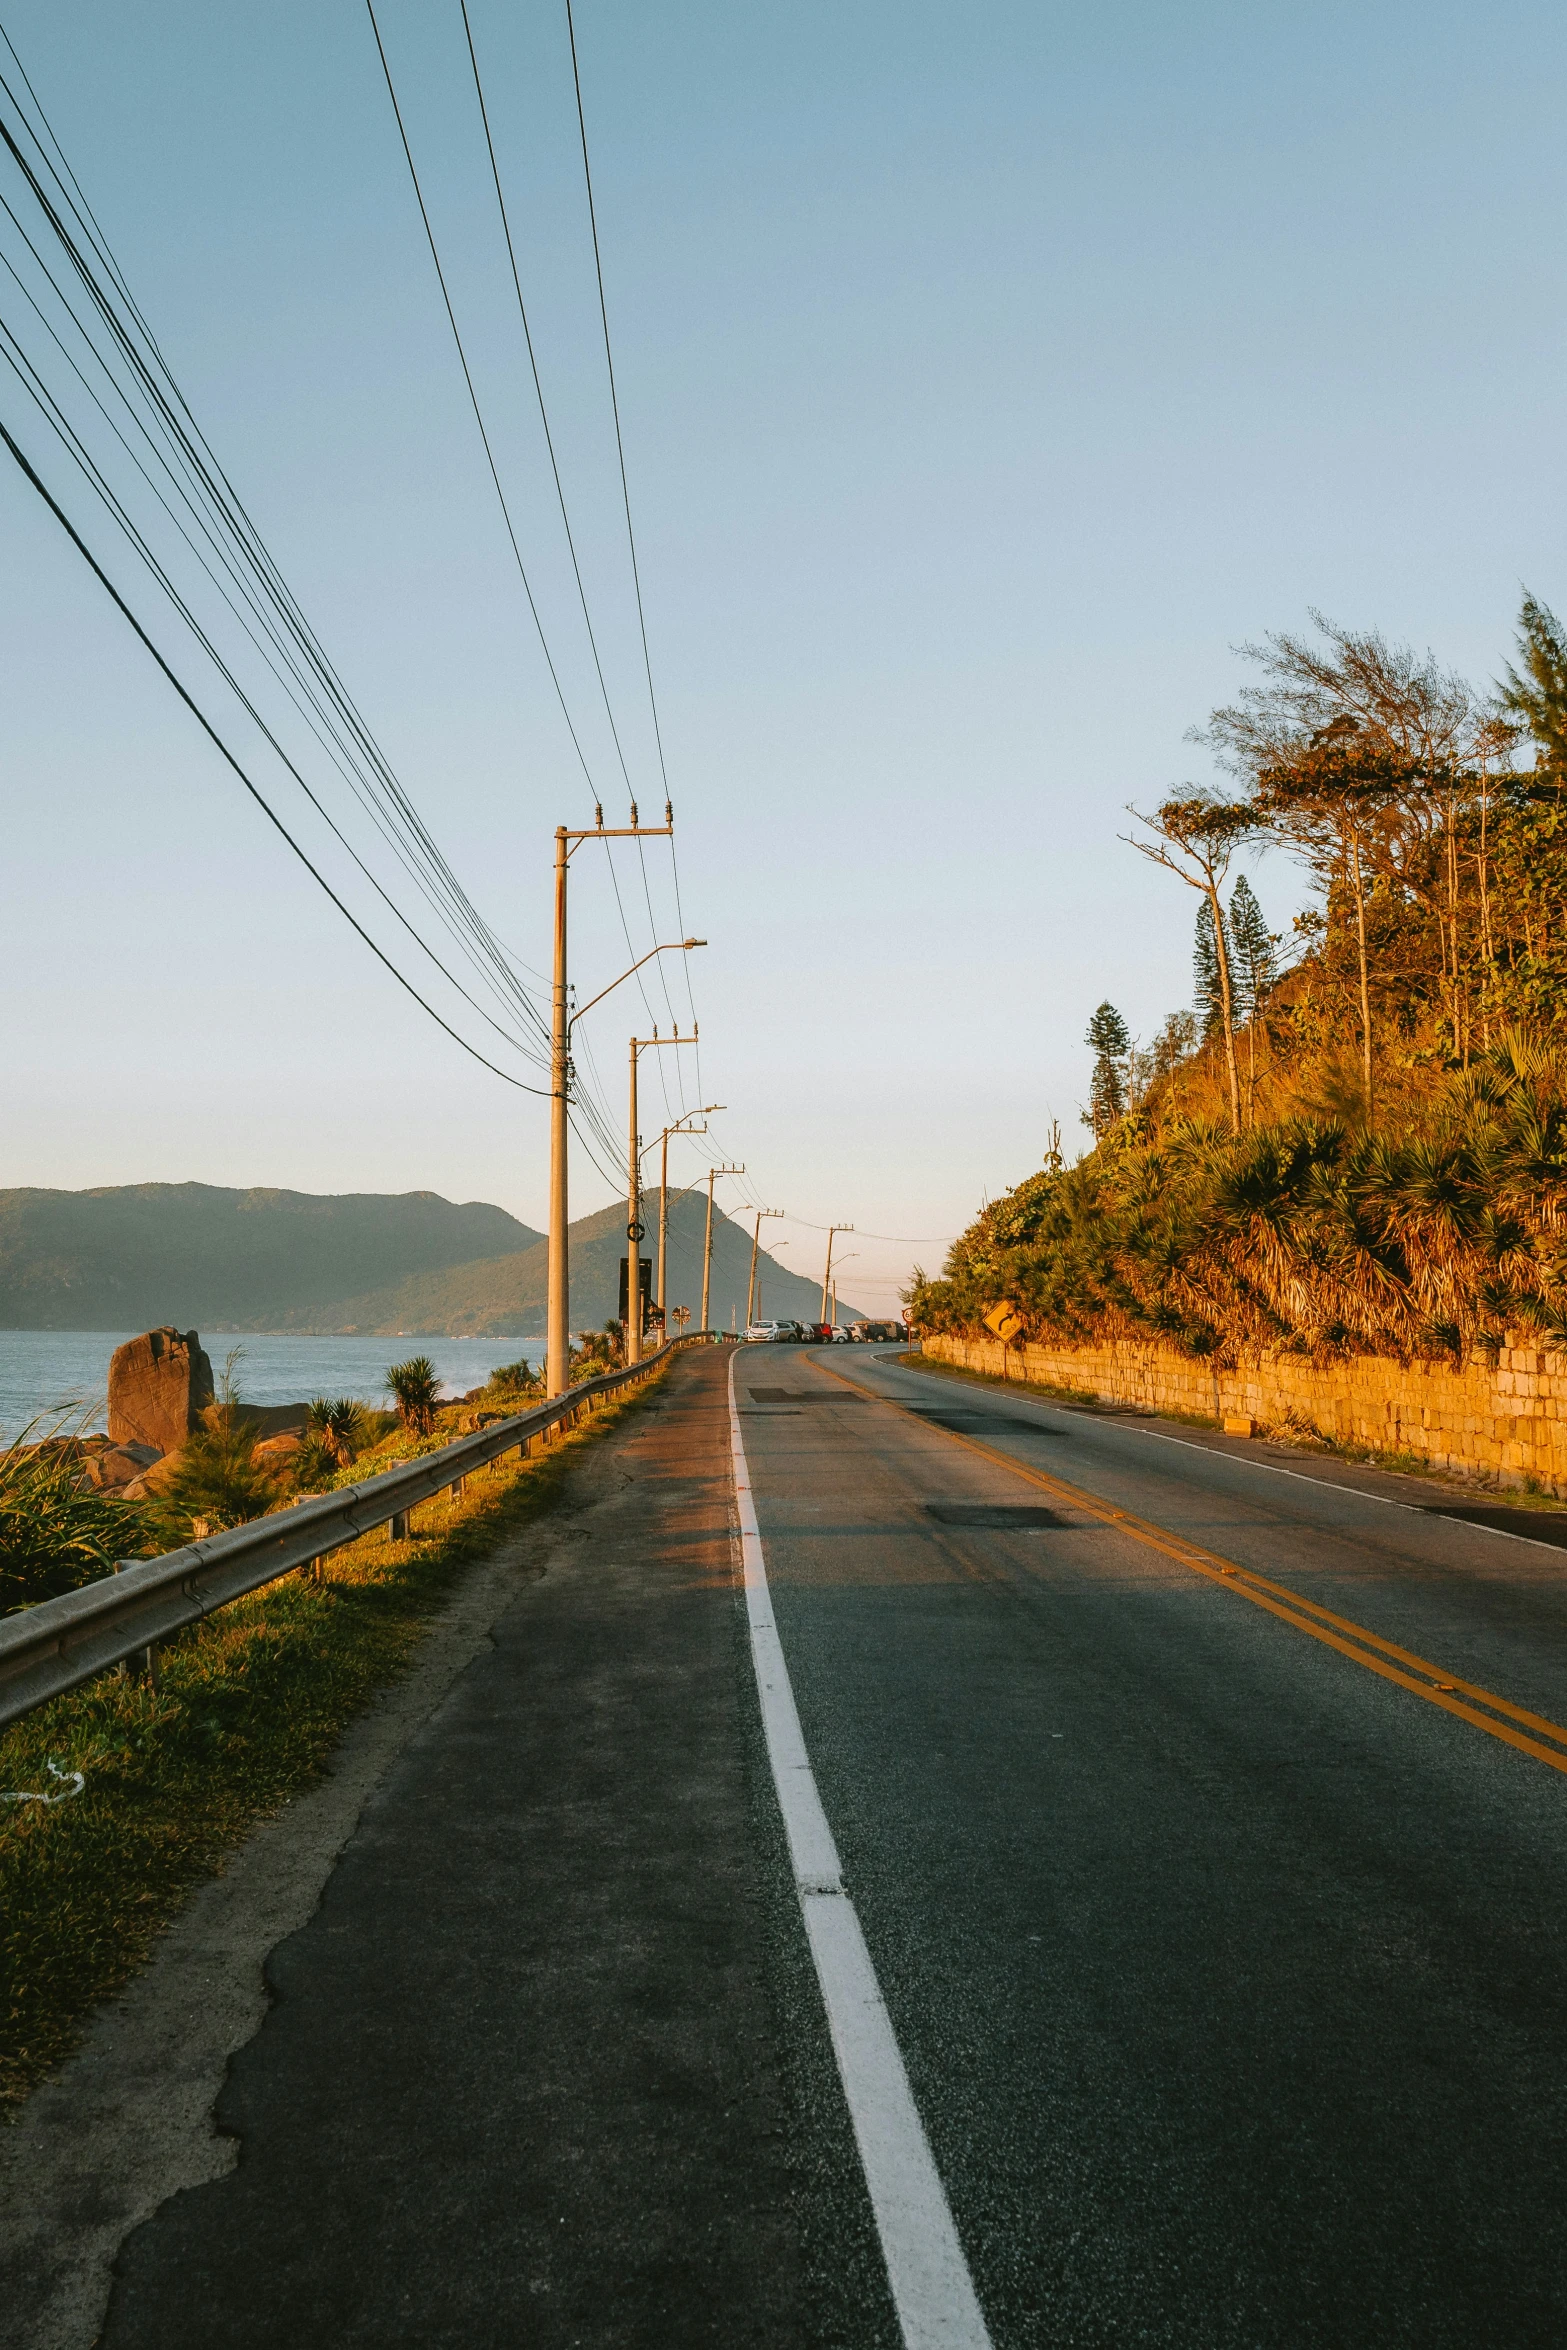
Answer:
xmin=246 ymin=1193 xmax=859 ymax=1336
xmin=0 ymin=1181 xmax=855 ymax=1336
xmin=0 ymin=1183 xmax=539 ymax=1331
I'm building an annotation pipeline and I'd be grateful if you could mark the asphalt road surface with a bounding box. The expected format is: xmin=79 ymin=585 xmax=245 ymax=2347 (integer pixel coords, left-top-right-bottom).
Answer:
xmin=95 ymin=1342 xmax=1567 ymax=2347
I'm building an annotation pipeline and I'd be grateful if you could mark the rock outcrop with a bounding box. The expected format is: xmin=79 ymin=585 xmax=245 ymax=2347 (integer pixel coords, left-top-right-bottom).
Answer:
xmin=108 ymin=1328 xmax=214 ymax=1456
xmin=80 ymin=1442 xmax=161 ymax=1492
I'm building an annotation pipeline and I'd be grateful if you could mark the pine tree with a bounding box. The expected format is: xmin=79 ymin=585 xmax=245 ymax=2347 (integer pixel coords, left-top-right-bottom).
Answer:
xmin=1228 ymin=874 xmax=1278 ymax=1116
xmin=1083 ymin=1001 xmax=1130 ymax=1137
xmin=1499 ymin=591 xmax=1567 ymax=775
xmin=1229 ymin=875 xmax=1277 ymax=1023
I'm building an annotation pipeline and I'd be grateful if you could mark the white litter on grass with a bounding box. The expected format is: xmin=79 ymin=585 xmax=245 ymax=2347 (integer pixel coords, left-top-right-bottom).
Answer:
xmin=2 ymin=1761 xmax=85 ymax=1805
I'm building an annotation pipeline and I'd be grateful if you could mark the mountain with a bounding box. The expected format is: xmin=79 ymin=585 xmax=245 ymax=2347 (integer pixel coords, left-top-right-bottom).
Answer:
xmin=0 ymin=1181 xmax=857 ymax=1336
xmin=0 ymin=1183 xmax=540 ymax=1331
xmin=253 ymin=1192 xmax=863 ymax=1337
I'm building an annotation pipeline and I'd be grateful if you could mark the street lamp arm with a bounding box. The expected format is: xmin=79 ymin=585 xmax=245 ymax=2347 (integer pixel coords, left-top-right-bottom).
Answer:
xmin=570 ymin=939 xmax=705 ymax=1031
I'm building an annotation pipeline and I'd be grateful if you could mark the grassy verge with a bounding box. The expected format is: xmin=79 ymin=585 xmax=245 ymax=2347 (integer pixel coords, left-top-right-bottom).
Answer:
xmin=897 ymin=1350 xmax=1567 ymax=1511
xmin=0 ymin=1379 xmax=653 ymax=2109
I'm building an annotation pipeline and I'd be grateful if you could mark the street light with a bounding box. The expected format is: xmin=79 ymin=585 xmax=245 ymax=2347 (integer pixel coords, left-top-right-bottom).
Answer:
xmin=820 ymin=1225 xmax=855 ymax=1324
xmin=625 ymin=1031 xmax=690 ymax=1365
xmin=746 ymin=1209 xmax=785 ymax=1329
xmin=827 ymin=1250 xmax=859 ymax=1328
xmin=640 ymin=1106 xmax=724 ymax=1331
xmin=701 ymin=1165 xmax=745 ymax=1333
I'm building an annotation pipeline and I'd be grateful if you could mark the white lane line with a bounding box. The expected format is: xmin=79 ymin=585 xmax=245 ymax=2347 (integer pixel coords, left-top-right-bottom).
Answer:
xmin=871 ymin=1364 xmax=1567 ymax=1557
xmin=727 ymin=1351 xmax=992 ymax=2350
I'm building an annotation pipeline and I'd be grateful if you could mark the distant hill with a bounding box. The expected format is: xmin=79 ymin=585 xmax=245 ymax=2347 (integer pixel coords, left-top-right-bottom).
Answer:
xmin=254 ymin=1192 xmax=863 ymax=1336
xmin=0 ymin=1180 xmax=857 ymax=1336
xmin=0 ymin=1183 xmax=539 ymax=1331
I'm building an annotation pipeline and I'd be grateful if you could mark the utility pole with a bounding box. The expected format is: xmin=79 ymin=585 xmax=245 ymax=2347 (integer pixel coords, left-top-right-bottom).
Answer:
xmin=648 ymin=1105 xmax=722 ymax=1332
xmin=625 ymin=1033 xmax=686 ymax=1365
xmin=746 ymin=1208 xmax=784 ymax=1328
xmin=701 ymin=1165 xmax=744 ymax=1334
xmin=820 ymin=1226 xmax=854 ymax=1324
xmin=546 ymin=798 xmax=702 ymax=1397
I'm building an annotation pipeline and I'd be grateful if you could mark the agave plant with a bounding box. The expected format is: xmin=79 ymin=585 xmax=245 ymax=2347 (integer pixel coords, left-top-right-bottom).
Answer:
xmin=306 ymin=1396 xmax=370 ymax=1468
xmin=385 ymin=1356 xmax=441 ymax=1437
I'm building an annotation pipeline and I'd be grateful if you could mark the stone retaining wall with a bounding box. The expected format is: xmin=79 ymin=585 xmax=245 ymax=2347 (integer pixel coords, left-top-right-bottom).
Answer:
xmin=920 ymin=1330 xmax=1567 ymax=1498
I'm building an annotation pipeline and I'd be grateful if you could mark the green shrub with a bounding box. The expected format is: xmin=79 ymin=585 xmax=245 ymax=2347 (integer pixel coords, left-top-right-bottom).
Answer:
xmin=0 ymin=1427 xmax=147 ymax=1613
xmin=385 ymin=1356 xmax=440 ymax=1436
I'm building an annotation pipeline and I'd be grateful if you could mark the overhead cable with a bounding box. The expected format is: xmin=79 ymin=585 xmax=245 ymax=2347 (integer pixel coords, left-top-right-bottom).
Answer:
xmin=0 ymin=416 xmax=545 ymax=1094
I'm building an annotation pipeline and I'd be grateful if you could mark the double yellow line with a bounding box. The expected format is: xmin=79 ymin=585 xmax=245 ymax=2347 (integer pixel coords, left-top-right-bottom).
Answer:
xmin=817 ymin=1359 xmax=1567 ymax=1780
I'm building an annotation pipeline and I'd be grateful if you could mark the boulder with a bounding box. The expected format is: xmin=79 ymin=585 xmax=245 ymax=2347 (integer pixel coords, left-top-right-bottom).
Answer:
xmin=253 ymin=1431 xmax=303 ymax=1463
xmin=82 ymin=1442 xmax=161 ymax=1491
xmin=109 ymin=1329 xmax=214 ymax=1456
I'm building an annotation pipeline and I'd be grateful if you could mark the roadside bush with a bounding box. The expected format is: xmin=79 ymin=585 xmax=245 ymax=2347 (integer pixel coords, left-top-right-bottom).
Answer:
xmin=385 ymin=1356 xmax=440 ymax=1437
xmin=0 ymin=1427 xmax=147 ymax=1613
xmin=148 ymin=1397 xmax=286 ymax=1545
xmin=305 ymin=1396 xmax=373 ymax=1467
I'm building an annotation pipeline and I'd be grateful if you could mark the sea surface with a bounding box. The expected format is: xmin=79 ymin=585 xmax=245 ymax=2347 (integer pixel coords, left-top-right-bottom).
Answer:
xmin=0 ymin=1330 xmax=546 ymax=1442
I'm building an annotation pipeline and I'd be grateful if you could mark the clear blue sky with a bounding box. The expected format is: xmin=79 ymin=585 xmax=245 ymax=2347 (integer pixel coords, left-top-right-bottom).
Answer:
xmin=3 ymin=0 xmax=1564 ymax=1314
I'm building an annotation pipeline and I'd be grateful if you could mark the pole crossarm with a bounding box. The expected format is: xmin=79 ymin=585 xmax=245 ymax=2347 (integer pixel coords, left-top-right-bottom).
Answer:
xmin=571 ymin=948 xmax=703 ymax=1032
xmin=562 ymin=801 xmax=675 ymax=858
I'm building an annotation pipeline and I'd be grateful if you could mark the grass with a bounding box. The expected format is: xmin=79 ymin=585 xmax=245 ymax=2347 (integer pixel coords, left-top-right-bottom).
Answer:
xmin=0 ymin=1377 xmax=656 ymax=2110
xmin=897 ymin=1350 xmax=1567 ymax=1512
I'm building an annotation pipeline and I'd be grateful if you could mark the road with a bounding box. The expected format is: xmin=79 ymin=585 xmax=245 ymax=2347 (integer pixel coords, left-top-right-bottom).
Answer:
xmin=83 ymin=1341 xmax=1567 ymax=2347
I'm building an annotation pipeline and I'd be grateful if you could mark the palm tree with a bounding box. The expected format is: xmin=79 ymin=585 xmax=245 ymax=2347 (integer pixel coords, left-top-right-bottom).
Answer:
xmin=385 ymin=1357 xmax=441 ymax=1437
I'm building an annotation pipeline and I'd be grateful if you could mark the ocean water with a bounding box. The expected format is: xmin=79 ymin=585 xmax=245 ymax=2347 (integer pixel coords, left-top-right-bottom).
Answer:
xmin=0 ymin=1330 xmax=546 ymax=1442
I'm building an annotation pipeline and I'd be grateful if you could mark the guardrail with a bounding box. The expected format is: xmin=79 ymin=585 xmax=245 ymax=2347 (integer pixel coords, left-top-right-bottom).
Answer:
xmin=0 ymin=1331 xmax=725 ymax=1731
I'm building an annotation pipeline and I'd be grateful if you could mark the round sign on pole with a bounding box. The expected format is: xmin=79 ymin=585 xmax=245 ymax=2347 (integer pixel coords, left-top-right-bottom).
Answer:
xmin=627 ymin=1220 xmax=646 ymax=1242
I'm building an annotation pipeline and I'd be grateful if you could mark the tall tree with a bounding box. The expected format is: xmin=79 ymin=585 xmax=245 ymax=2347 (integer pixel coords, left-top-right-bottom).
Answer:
xmin=1197 ymin=615 xmax=1504 ymax=1083
xmin=1084 ymin=1001 xmax=1130 ymax=1138
xmin=1193 ymin=898 xmax=1228 ymax=1043
xmin=1126 ymin=793 xmax=1254 ymax=1130
xmin=1498 ymin=591 xmax=1567 ymax=777
xmin=1228 ymin=873 xmax=1278 ymax=1115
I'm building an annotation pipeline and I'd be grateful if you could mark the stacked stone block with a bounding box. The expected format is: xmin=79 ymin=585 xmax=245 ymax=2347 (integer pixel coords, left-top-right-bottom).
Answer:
xmin=922 ymin=1332 xmax=1567 ymax=1498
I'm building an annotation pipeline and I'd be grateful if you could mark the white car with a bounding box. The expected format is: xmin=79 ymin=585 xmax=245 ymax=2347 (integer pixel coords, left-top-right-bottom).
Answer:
xmin=744 ymin=1320 xmax=788 ymax=1343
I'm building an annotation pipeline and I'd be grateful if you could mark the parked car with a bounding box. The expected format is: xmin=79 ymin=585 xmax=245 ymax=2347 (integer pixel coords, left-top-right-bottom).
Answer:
xmin=829 ymin=1325 xmax=852 ymax=1344
xmin=743 ymin=1320 xmax=788 ymax=1342
xmin=858 ymin=1320 xmax=907 ymax=1344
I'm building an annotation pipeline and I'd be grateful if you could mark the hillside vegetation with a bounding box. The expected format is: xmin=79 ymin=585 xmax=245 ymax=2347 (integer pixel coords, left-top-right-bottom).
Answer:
xmin=912 ymin=600 xmax=1567 ymax=1367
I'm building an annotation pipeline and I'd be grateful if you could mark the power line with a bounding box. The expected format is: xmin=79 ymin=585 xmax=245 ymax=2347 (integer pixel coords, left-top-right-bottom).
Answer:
xmin=365 ymin=0 xmax=601 ymax=800
xmin=0 ymin=413 xmax=547 ymax=1095
xmin=564 ymin=0 xmax=670 ymax=798
xmin=0 ymin=40 xmax=555 ymax=1056
xmin=0 ymin=222 xmax=547 ymax=1067
xmin=459 ymin=0 xmax=637 ymax=803
xmin=367 ymin=4 xmax=681 ymax=1093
